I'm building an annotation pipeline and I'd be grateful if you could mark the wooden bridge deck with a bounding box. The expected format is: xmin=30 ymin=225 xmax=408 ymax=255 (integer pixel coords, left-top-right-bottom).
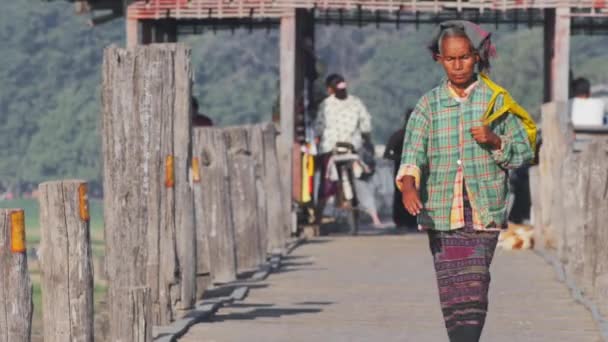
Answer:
xmin=181 ymin=227 xmax=602 ymax=342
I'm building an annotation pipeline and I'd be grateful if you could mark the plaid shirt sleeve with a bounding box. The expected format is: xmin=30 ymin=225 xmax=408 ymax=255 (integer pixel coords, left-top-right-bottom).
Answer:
xmin=490 ymin=98 xmax=534 ymax=169
xmin=395 ymin=100 xmax=429 ymax=190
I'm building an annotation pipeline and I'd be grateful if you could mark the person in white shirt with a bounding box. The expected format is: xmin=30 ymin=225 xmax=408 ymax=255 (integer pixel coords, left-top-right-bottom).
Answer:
xmin=313 ymin=74 xmax=389 ymax=228
xmin=570 ymin=77 xmax=606 ymax=127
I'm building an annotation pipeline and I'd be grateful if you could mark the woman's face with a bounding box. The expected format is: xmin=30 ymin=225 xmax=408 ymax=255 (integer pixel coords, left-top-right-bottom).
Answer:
xmin=437 ymin=36 xmax=479 ymax=88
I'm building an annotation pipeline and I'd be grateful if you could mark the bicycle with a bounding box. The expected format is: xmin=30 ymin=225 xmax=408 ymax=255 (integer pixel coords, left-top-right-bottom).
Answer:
xmin=328 ymin=142 xmax=362 ymax=235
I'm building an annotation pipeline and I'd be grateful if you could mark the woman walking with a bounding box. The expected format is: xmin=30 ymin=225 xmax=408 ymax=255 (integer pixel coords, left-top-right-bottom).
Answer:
xmin=397 ymin=21 xmax=535 ymax=341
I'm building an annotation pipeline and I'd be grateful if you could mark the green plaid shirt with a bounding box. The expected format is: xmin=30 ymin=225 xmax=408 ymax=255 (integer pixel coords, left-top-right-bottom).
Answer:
xmin=399 ymin=77 xmax=534 ymax=231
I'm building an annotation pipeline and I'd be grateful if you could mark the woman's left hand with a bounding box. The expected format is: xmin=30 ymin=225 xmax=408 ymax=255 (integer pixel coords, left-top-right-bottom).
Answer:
xmin=470 ymin=125 xmax=501 ymax=150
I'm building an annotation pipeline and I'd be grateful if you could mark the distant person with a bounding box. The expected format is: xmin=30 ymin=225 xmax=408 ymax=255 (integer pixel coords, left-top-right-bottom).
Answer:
xmin=314 ymin=74 xmax=387 ymax=227
xmin=191 ymin=97 xmax=214 ymax=127
xmin=383 ymin=108 xmax=417 ymax=230
xmin=569 ymin=77 xmax=605 ymax=127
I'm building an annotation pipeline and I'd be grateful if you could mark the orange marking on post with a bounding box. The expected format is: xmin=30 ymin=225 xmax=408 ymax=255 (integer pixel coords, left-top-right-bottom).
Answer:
xmin=79 ymin=184 xmax=90 ymax=222
xmin=10 ymin=210 xmax=26 ymax=254
xmin=192 ymin=157 xmax=201 ymax=183
xmin=165 ymin=155 xmax=175 ymax=188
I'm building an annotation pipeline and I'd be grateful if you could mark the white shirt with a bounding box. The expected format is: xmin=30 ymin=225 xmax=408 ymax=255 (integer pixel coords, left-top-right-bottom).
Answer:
xmin=570 ymin=97 xmax=606 ymax=127
xmin=314 ymin=95 xmax=372 ymax=154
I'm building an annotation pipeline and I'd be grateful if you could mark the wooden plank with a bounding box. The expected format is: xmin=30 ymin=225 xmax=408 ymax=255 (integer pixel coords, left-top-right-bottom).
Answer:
xmin=192 ymin=128 xmax=238 ymax=283
xmin=127 ymin=287 xmax=153 ymax=342
xmin=224 ymin=126 xmax=263 ymax=273
xmin=561 ymin=153 xmax=584 ymax=281
xmin=590 ymin=137 xmax=608 ymax=316
xmin=0 ymin=209 xmax=32 ymax=342
xmin=101 ymin=44 xmax=193 ymax=334
xmin=537 ymin=102 xmax=558 ymax=249
xmin=191 ymin=131 xmax=212 ymax=298
xmin=173 ymin=46 xmax=197 ymax=312
xmin=279 ymin=11 xmax=296 ymax=238
xmin=552 ymin=7 xmax=571 ymax=102
xmin=543 ymin=8 xmax=555 ymax=103
xmin=249 ymin=124 xmax=269 ymax=260
xmin=262 ymin=123 xmax=288 ymax=252
xmin=582 ymin=140 xmax=605 ymax=297
xmin=38 ymin=180 xmax=94 ymax=342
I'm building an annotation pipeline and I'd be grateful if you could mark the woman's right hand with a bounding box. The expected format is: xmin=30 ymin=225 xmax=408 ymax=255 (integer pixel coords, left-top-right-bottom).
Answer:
xmin=400 ymin=175 xmax=423 ymax=215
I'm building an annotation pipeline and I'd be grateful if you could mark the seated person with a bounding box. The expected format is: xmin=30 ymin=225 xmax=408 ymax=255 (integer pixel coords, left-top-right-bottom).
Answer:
xmin=569 ymin=77 xmax=605 ymax=127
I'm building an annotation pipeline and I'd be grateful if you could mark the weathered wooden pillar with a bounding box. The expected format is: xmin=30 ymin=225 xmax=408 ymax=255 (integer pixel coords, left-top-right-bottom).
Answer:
xmin=191 ymin=142 xmax=211 ymax=298
xmin=224 ymin=126 xmax=263 ymax=272
xmin=280 ymin=9 xmax=314 ymax=237
xmin=543 ymin=8 xmax=571 ymax=103
xmin=260 ymin=123 xmax=288 ymax=252
xmin=38 ymin=180 xmax=94 ymax=342
xmin=588 ymin=138 xmax=608 ymax=316
xmin=127 ymin=287 xmax=153 ymax=342
xmin=0 ymin=209 xmax=33 ymax=342
xmin=101 ymin=44 xmax=195 ymax=333
xmin=536 ymin=102 xmax=571 ymax=250
xmin=250 ymin=124 xmax=269 ymax=259
xmin=581 ymin=140 xmax=608 ymax=298
xmin=192 ymin=127 xmax=238 ymax=285
xmin=280 ymin=11 xmax=297 ymax=238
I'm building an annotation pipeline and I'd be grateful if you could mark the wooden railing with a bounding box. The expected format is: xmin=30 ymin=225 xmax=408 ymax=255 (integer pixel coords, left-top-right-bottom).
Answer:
xmin=126 ymin=0 xmax=608 ymax=20
xmin=531 ymin=101 xmax=608 ymax=322
xmin=99 ymin=44 xmax=293 ymax=341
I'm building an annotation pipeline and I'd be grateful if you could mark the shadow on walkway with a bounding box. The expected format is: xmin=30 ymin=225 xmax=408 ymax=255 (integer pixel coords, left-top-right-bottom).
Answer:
xmin=210 ymin=306 xmax=325 ymax=322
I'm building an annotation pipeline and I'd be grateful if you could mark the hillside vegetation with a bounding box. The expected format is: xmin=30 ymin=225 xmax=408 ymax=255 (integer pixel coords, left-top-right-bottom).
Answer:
xmin=2 ymin=1 xmax=608 ymax=193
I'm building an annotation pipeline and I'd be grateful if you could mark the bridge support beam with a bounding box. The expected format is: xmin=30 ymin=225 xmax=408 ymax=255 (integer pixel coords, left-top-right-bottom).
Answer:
xmin=543 ymin=7 xmax=571 ymax=103
xmin=280 ymin=9 xmax=315 ymax=235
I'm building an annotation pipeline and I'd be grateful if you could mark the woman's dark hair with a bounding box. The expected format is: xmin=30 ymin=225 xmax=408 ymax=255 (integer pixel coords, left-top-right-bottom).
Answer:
xmin=325 ymin=73 xmax=348 ymax=100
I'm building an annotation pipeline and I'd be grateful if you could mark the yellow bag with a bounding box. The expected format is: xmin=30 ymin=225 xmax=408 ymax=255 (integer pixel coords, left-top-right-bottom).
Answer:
xmin=479 ymin=73 xmax=537 ymax=150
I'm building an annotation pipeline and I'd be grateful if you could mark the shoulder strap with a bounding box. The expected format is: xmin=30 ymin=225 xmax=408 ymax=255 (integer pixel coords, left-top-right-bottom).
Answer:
xmin=479 ymin=73 xmax=537 ymax=150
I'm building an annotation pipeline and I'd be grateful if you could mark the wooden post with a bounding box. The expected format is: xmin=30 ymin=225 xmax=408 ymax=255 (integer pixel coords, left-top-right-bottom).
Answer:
xmin=191 ymin=135 xmax=212 ymax=298
xmin=224 ymin=126 xmax=263 ymax=272
xmin=588 ymin=138 xmax=608 ymax=315
xmin=543 ymin=8 xmax=571 ymax=103
xmin=192 ymin=127 xmax=238 ymax=284
xmin=280 ymin=11 xmax=297 ymax=237
xmin=101 ymin=44 xmax=194 ymax=331
xmin=38 ymin=180 xmax=94 ymax=342
xmin=127 ymin=287 xmax=152 ymax=342
xmin=563 ymin=156 xmax=586 ymax=285
xmin=536 ymin=102 xmax=571 ymax=250
xmin=261 ymin=123 xmax=288 ymax=252
xmin=0 ymin=209 xmax=33 ymax=342
xmin=250 ymin=124 xmax=269 ymax=259
xmin=581 ymin=140 xmax=607 ymax=297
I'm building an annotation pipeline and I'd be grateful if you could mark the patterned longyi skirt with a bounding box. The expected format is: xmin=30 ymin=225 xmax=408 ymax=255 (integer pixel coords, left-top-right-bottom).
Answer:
xmin=427 ymin=192 xmax=499 ymax=342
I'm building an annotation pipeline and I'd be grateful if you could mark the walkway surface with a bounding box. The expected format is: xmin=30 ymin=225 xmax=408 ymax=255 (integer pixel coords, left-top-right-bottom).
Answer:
xmin=181 ymin=228 xmax=602 ymax=342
